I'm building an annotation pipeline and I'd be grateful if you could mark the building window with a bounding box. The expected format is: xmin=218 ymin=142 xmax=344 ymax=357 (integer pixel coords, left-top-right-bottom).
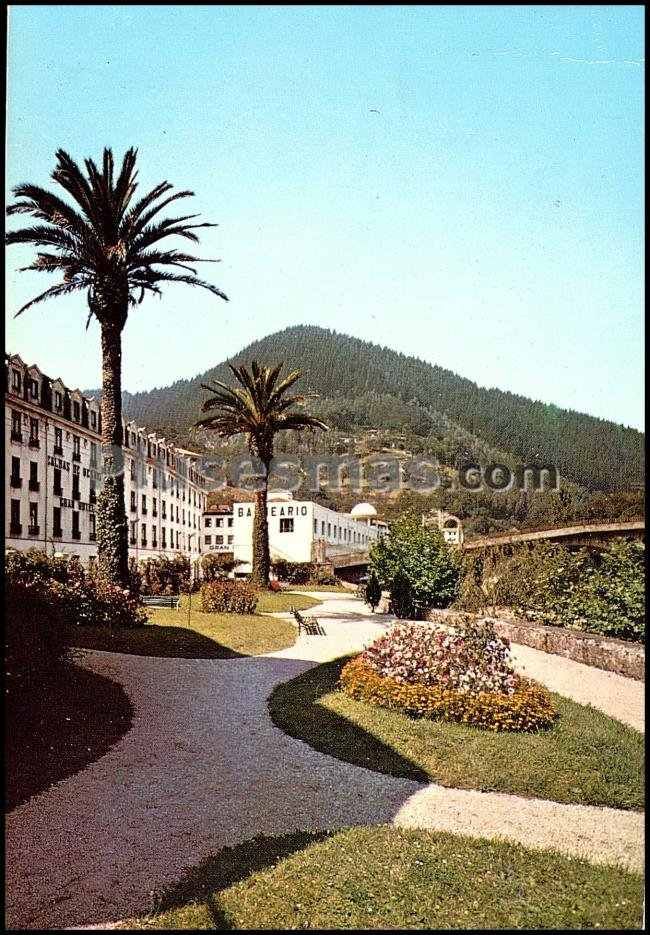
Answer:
xmin=205 ymin=535 xmax=212 ymax=546
xmin=153 ymin=498 xmax=158 ymax=517
xmin=227 ymin=517 xmax=233 ymax=528
xmin=313 ymin=519 xmax=318 ymax=535
xmin=53 ymin=506 xmax=62 ymax=537
xmin=142 ymin=494 xmax=147 ymax=515
xmin=73 ymin=400 xmax=80 ymax=422
xmin=12 ymin=369 xmax=21 ymax=392
xmin=279 ymin=518 xmax=294 ymax=533
xmin=54 ymin=426 xmax=63 ymax=454
xmin=11 ymin=410 xmax=22 ymax=442
xmin=90 ymin=442 xmax=98 ymax=467
xmin=90 ymin=410 xmax=97 ymax=429
xmin=29 ymin=417 xmax=40 ymax=448
xmin=130 ymin=521 xmax=137 ymax=545
xmin=54 ymin=468 xmax=63 ymax=496
xmin=216 ymin=535 xmax=223 ymax=545
xmin=89 ymin=513 xmax=96 ymax=541
xmin=10 ymin=499 xmax=21 ymax=535
xmin=130 ymin=491 xmax=137 ymax=512
xmin=162 ymin=528 xmax=167 ymax=549
xmin=71 ymin=511 xmax=80 ymax=538
xmin=54 ymin=390 xmax=63 ymax=412
xmin=176 ymin=531 xmax=180 ymax=549
xmin=162 ymin=501 xmax=167 ymax=519
xmin=176 ymin=506 xmax=179 ymax=522
xmin=215 ymin=518 xmax=222 ymax=528
xmin=327 ymin=522 xmax=331 ymax=537
xmin=72 ymin=434 xmax=80 ymax=462
xmin=72 ymin=474 xmax=80 ymax=500
xmin=130 ymin=458 xmax=136 ymax=480
xmin=152 ymin=527 xmax=157 ymax=548
xmin=227 ymin=535 xmax=233 ymax=545
xmin=30 ymin=378 xmax=39 ymax=400
xmin=205 ymin=517 xmax=212 ymax=528
xmin=10 ymin=456 xmax=21 ymax=488
xmin=29 ymin=502 xmax=39 ymax=535
xmin=141 ymin=525 xmax=147 ymax=546
xmin=29 ymin=461 xmax=39 ymax=492
xmin=90 ymin=482 xmax=96 ymax=504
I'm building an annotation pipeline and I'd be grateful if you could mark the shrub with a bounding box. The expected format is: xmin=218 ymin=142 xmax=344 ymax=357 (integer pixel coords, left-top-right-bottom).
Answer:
xmin=361 ymin=619 xmax=517 ymax=695
xmin=201 ymin=579 xmax=259 ymax=615
xmin=139 ymin=553 xmax=191 ymax=595
xmin=365 ymin=572 xmax=382 ymax=611
xmin=340 ymin=657 xmax=557 ymax=733
xmin=368 ymin=512 xmax=459 ymax=618
xmin=269 ymin=579 xmax=282 ymax=592
xmin=271 ymin=560 xmax=314 ymax=585
xmin=455 ymin=540 xmax=645 ymax=643
xmin=202 ymin=552 xmax=236 ymax=582
xmin=5 ymin=580 xmax=70 ymax=689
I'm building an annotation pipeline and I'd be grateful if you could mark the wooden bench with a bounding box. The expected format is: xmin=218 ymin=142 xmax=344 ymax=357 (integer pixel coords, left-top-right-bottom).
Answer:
xmin=291 ymin=607 xmax=326 ymax=636
xmin=142 ymin=595 xmax=181 ymax=610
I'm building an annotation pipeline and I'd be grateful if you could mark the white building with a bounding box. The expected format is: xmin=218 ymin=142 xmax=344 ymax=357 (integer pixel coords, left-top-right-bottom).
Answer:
xmin=5 ymin=353 xmax=211 ymax=572
xmin=422 ymin=508 xmax=464 ymax=546
xmin=203 ymin=491 xmax=388 ymax=575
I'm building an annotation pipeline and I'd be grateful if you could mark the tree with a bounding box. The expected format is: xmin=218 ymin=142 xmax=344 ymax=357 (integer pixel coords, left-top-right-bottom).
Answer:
xmin=196 ymin=361 xmax=328 ymax=587
xmin=6 ymin=147 xmax=227 ymax=585
xmin=369 ymin=511 xmax=459 ymax=618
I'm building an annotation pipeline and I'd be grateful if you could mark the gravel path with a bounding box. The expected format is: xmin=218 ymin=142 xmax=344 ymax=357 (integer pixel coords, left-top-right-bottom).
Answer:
xmin=5 ymin=593 xmax=644 ymax=929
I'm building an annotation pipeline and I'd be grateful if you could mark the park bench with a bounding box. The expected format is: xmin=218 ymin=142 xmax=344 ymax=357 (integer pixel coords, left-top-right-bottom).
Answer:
xmin=291 ymin=607 xmax=326 ymax=636
xmin=142 ymin=595 xmax=180 ymax=610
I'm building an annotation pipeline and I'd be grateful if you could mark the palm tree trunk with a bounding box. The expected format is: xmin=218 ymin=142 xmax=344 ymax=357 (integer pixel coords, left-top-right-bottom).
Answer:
xmin=251 ymin=464 xmax=270 ymax=588
xmin=96 ymin=323 xmax=129 ymax=586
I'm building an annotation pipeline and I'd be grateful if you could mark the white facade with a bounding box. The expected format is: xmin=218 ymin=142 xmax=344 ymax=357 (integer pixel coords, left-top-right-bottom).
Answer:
xmin=5 ymin=353 xmax=211 ymax=571
xmin=422 ymin=508 xmax=464 ymax=546
xmin=203 ymin=491 xmax=387 ymax=574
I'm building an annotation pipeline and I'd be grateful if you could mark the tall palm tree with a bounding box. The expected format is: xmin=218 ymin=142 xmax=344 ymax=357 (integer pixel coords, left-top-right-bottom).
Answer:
xmin=6 ymin=147 xmax=228 ymax=585
xmin=196 ymin=361 xmax=328 ymax=587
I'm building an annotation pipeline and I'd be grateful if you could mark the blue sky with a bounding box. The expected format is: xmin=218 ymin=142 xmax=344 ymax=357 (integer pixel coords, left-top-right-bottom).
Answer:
xmin=5 ymin=5 xmax=644 ymax=429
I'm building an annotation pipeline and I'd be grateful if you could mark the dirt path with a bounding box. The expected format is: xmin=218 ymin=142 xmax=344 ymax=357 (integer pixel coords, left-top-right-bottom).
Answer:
xmin=5 ymin=593 xmax=644 ymax=929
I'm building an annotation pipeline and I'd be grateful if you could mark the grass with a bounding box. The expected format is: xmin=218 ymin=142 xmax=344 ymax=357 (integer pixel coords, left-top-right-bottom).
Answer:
xmin=121 ymin=826 xmax=643 ymax=930
xmin=282 ymin=583 xmax=351 ymax=593
xmin=6 ymin=655 xmax=133 ymax=811
xmin=254 ymin=592 xmax=320 ymax=613
xmin=63 ymin=607 xmax=296 ymax=658
xmin=269 ymin=656 xmax=644 ymax=810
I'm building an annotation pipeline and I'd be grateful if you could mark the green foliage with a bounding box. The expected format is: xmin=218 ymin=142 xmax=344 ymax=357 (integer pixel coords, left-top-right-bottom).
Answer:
xmin=369 ymin=512 xmax=460 ymax=618
xmin=108 ymin=325 xmax=643 ymax=493
xmin=365 ymin=571 xmax=382 ymax=611
xmin=200 ymin=579 xmax=260 ymax=615
xmin=456 ymin=540 xmax=645 ymax=642
xmin=271 ymin=559 xmax=338 ymax=586
xmin=96 ymin=476 xmax=130 ymax=586
xmin=201 ymin=552 xmax=236 ymax=581
xmin=138 ymin=553 xmax=191 ymax=595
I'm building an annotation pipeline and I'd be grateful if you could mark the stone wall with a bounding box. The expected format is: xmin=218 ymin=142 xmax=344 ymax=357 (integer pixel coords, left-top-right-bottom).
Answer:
xmin=423 ymin=607 xmax=644 ymax=682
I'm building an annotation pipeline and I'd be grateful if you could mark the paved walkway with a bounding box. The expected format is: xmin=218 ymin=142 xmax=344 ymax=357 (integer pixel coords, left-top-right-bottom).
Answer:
xmin=5 ymin=593 xmax=644 ymax=929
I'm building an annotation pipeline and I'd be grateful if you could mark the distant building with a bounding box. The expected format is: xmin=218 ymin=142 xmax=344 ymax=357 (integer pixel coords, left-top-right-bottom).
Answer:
xmin=422 ymin=508 xmax=464 ymax=546
xmin=5 ymin=353 xmax=211 ymax=573
xmin=203 ymin=491 xmax=388 ymax=575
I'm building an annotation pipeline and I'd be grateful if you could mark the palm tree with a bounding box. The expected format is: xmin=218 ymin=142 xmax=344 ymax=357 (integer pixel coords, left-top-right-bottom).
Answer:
xmin=6 ymin=147 xmax=228 ymax=585
xmin=196 ymin=361 xmax=328 ymax=587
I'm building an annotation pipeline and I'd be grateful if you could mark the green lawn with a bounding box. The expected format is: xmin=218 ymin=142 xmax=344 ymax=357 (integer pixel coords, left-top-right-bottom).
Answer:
xmin=121 ymin=826 xmax=643 ymax=930
xmin=64 ymin=607 xmax=296 ymax=658
xmin=269 ymin=656 xmax=644 ymax=810
xmin=255 ymin=592 xmax=321 ymax=613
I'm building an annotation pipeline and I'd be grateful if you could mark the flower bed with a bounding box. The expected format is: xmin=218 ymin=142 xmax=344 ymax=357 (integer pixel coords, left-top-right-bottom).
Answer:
xmin=340 ymin=618 xmax=557 ymax=732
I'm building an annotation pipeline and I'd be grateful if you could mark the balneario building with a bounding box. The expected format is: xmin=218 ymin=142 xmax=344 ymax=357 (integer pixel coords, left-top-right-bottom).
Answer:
xmin=5 ymin=353 xmax=210 ymax=574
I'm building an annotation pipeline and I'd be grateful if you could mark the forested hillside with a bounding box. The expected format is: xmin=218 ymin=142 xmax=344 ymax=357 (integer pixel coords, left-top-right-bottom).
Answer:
xmin=102 ymin=325 xmax=643 ymax=494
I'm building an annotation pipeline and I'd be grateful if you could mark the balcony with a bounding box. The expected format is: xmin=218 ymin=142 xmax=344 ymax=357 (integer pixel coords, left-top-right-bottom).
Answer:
xmin=11 ymin=431 xmax=22 ymax=443
xmin=28 ymin=437 xmax=40 ymax=449
xmin=10 ymin=522 xmax=22 ymax=536
xmin=10 ymin=476 xmax=22 ymax=489
xmin=28 ymin=524 xmax=40 ymax=536
xmin=29 ymin=479 xmax=40 ymax=492
xmin=72 ymin=529 xmax=81 ymax=541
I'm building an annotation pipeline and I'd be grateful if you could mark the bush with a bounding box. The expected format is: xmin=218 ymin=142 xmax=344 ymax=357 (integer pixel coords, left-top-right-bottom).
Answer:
xmin=5 ymin=548 xmax=146 ymax=631
xmin=340 ymin=657 xmax=557 ymax=733
xmin=5 ymin=580 xmax=70 ymax=689
xmin=269 ymin=579 xmax=282 ymax=592
xmin=365 ymin=572 xmax=382 ymax=611
xmin=361 ymin=619 xmax=517 ymax=695
xmin=271 ymin=560 xmax=315 ymax=585
xmin=368 ymin=512 xmax=459 ymax=618
xmin=455 ymin=540 xmax=645 ymax=643
xmin=202 ymin=552 xmax=236 ymax=582
xmin=201 ymin=579 xmax=260 ymax=615
xmin=139 ymin=553 xmax=191 ymax=595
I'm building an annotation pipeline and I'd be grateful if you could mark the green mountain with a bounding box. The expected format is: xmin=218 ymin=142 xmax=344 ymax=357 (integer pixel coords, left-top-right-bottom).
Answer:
xmin=106 ymin=325 xmax=643 ymax=494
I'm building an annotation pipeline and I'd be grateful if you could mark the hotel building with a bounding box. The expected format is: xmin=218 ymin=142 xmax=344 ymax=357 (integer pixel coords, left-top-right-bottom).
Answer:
xmin=5 ymin=353 xmax=210 ymax=571
xmin=203 ymin=491 xmax=387 ymax=575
